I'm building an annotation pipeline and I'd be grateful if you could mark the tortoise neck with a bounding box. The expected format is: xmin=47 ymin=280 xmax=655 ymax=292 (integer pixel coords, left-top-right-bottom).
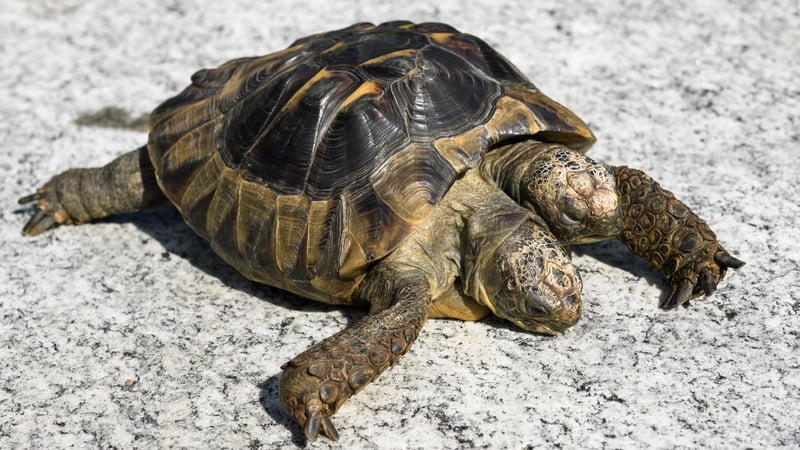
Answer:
xmin=480 ymin=140 xmax=563 ymax=204
xmin=378 ymin=168 xmax=533 ymax=304
xmin=440 ymin=169 xmax=534 ymax=306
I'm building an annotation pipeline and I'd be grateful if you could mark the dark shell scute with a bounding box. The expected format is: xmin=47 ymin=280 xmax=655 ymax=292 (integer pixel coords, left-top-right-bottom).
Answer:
xmin=447 ymin=35 xmax=534 ymax=88
xmin=387 ymin=44 xmax=502 ymax=139
xmin=235 ymin=69 xmax=365 ymax=196
xmin=218 ymin=25 xmax=502 ymax=200
xmin=306 ymin=98 xmax=409 ymax=199
xmin=220 ymin=61 xmax=327 ymax=167
xmin=147 ymin=21 xmax=595 ymax=302
xmin=322 ymin=29 xmax=428 ymax=66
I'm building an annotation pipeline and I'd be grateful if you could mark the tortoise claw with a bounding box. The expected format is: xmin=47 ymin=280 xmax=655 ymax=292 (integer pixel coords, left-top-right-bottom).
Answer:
xmin=18 ymin=185 xmax=74 ymax=236
xmin=22 ymin=208 xmax=58 ymax=236
xmin=304 ymin=412 xmax=321 ymax=442
xmin=661 ymin=249 xmax=744 ymax=310
xmin=661 ymin=279 xmax=693 ymax=309
xmin=321 ymin=415 xmax=340 ymax=441
xmin=303 ymin=407 xmax=339 ymax=442
xmin=715 ymin=251 xmax=745 ymax=269
xmin=700 ymin=269 xmax=717 ymax=296
xmin=18 ymin=192 xmax=44 ymax=205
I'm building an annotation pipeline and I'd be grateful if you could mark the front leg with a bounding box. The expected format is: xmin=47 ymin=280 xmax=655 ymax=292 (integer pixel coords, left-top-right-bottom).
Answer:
xmin=611 ymin=166 xmax=744 ymax=308
xmin=279 ymin=267 xmax=431 ymax=442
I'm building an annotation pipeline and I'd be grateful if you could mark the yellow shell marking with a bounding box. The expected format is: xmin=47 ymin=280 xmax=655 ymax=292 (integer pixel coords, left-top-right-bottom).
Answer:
xmin=340 ymin=80 xmax=384 ymax=110
xmin=360 ymin=48 xmax=418 ymax=66
xmin=433 ymin=96 xmax=542 ymax=173
xmin=428 ymin=32 xmax=454 ymax=44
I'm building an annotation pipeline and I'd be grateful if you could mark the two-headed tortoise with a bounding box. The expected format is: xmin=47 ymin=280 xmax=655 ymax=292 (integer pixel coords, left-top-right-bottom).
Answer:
xmin=19 ymin=21 xmax=743 ymax=441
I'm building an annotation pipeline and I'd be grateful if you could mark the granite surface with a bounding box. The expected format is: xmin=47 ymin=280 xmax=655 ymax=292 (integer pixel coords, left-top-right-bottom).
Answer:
xmin=1 ymin=0 xmax=798 ymax=448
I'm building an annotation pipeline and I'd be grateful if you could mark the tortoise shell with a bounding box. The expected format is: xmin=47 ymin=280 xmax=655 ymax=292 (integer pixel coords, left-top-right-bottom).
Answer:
xmin=146 ymin=21 xmax=595 ymax=303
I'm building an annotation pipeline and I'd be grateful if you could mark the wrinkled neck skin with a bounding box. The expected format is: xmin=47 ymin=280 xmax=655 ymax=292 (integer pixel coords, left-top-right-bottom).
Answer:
xmin=481 ymin=140 xmax=622 ymax=244
xmin=382 ymin=168 xmax=532 ymax=305
xmin=385 ymin=167 xmax=583 ymax=335
xmin=479 ymin=141 xmax=554 ymax=206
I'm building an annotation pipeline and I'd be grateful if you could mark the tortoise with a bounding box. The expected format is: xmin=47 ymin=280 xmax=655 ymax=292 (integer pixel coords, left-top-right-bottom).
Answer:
xmin=19 ymin=21 xmax=744 ymax=442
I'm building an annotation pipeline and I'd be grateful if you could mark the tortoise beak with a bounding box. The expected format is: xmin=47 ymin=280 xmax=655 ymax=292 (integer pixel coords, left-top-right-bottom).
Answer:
xmin=512 ymin=319 xmax=566 ymax=336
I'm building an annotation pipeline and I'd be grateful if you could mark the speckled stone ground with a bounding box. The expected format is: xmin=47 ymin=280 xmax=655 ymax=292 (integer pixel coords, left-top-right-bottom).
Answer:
xmin=1 ymin=1 xmax=798 ymax=448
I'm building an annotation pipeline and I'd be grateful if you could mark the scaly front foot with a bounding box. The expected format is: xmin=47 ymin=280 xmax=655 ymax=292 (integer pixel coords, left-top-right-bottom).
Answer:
xmin=279 ymin=271 xmax=430 ymax=442
xmin=659 ymin=235 xmax=745 ymax=309
xmin=612 ymin=165 xmax=744 ymax=308
xmin=279 ymin=324 xmax=419 ymax=441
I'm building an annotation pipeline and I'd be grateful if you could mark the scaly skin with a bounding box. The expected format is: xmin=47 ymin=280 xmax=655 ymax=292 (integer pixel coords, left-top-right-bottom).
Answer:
xmin=18 ymin=139 xmax=745 ymax=443
xmin=279 ymin=268 xmax=431 ymax=442
xmin=18 ymin=147 xmax=165 ymax=236
xmin=611 ymin=166 xmax=744 ymax=308
xmin=482 ymin=142 xmax=743 ymax=308
xmin=481 ymin=142 xmax=622 ymax=244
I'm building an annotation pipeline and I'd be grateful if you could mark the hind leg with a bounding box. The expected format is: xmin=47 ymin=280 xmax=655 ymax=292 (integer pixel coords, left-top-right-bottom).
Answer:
xmin=19 ymin=146 xmax=166 ymax=236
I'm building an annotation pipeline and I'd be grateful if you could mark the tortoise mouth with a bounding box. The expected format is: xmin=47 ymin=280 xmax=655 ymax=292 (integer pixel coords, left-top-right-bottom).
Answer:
xmin=570 ymin=234 xmax=610 ymax=244
xmin=556 ymin=216 xmax=621 ymax=245
xmin=512 ymin=299 xmax=583 ymax=336
xmin=512 ymin=317 xmax=575 ymax=336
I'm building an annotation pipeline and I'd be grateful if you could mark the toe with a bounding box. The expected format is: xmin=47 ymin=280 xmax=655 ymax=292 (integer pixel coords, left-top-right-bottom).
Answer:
xmin=19 ymin=185 xmax=72 ymax=236
xmin=303 ymin=405 xmax=339 ymax=442
xmin=22 ymin=208 xmax=57 ymax=236
xmin=715 ymin=251 xmax=745 ymax=269
xmin=700 ymin=269 xmax=717 ymax=296
xmin=661 ymin=280 xmax=693 ymax=309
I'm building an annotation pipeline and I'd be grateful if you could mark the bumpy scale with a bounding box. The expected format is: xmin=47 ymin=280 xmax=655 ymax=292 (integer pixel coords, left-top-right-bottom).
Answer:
xmin=19 ymin=21 xmax=743 ymax=442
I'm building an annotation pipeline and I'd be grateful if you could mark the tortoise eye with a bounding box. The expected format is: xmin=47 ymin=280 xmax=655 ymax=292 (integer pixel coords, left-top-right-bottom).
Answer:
xmin=562 ymin=197 xmax=588 ymax=223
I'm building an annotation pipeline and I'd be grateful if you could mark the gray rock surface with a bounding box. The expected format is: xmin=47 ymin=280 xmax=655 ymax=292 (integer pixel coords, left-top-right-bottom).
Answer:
xmin=1 ymin=0 xmax=798 ymax=448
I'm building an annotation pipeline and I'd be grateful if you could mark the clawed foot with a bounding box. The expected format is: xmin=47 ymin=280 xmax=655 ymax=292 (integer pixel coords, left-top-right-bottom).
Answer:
xmin=300 ymin=399 xmax=340 ymax=442
xmin=279 ymin=358 xmax=344 ymax=442
xmin=661 ymin=249 xmax=745 ymax=309
xmin=18 ymin=182 xmax=76 ymax=236
xmin=609 ymin=166 xmax=745 ymax=311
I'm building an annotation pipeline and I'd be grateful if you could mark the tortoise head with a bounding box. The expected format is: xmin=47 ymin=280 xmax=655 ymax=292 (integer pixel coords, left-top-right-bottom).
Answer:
xmin=470 ymin=221 xmax=583 ymax=335
xmin=521 ymin=146 xmax=621 ymax=244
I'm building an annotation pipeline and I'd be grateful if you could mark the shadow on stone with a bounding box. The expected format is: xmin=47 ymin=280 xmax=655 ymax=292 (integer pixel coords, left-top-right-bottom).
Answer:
xmin=572 ymin=239 xmax=670 ymax=305
xmin=107 ymin=204 xmax=347 ymax=315
xmin=109 ymin=206 xmax=370 ymax=439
